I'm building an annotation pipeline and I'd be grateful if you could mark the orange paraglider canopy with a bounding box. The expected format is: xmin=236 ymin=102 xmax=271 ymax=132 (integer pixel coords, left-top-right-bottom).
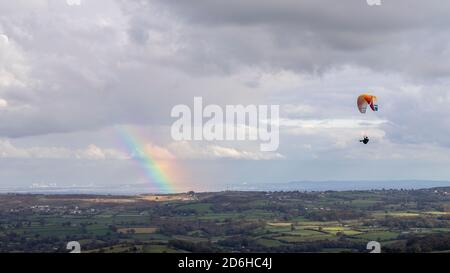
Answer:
xmin=357 ymin=94 xmax=378 ymax=114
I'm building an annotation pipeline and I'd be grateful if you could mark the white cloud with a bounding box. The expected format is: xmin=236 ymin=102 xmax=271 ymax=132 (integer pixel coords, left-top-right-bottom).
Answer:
xmin=0 ymin=140 xmax=127 ymax=160
xmin=282 ymin=104 xmax=316 ymax=116
xmin=0 ymin=34 xmax=8 ymax=44
xmin=280 ymin=118 xmax=387 ymax=130
xmin=344 ymin=142 xmax=450 ymax=162
xmin=75 ymin=144 xmax=127 ymax=160
xmin=168 ymin=141 xmax=284 ymax=160
xmin=131 ymin=142 xmax=175 ymax=160
xmin=0 ymin=35 xmax=30 ymax=89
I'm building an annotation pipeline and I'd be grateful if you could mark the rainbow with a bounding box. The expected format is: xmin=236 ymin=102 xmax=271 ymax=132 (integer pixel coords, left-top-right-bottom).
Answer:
xmin=115 ymin=126 xmax=174 ymax=193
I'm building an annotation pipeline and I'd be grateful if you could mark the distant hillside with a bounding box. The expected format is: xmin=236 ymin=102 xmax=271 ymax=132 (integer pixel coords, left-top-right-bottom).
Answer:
xmin=229 ymin=180 xmax=450 ymax=192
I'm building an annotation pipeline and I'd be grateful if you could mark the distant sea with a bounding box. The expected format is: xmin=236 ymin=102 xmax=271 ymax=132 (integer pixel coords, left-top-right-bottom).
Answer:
xmin=1 ymin=180 xmax=450 ymax=195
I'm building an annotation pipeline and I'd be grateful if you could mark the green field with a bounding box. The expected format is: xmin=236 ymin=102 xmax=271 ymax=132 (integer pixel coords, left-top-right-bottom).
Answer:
xmin=1 ymin=187 xmax=450 ymax=253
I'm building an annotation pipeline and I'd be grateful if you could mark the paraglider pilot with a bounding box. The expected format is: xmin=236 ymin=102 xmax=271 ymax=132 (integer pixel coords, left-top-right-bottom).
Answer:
xmin=360 ymin=136 xmax=369 ymax=144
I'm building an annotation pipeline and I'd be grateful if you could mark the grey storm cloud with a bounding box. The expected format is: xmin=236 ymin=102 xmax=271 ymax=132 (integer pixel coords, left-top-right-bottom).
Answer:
xmin=0 ymin=0 xmax=449 ymax=149
xmin=140 ymin=0 xmax=450 ymax=78
xmin=1 ymin=0 xmax=450 ymax=190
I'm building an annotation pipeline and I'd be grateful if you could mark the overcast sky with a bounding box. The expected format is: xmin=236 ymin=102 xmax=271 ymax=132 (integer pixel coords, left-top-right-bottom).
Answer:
xmin=1 ymin=0 xmax=450 ymax=193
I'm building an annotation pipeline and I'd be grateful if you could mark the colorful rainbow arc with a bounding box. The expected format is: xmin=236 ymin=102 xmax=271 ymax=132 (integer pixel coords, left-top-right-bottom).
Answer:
xmin=116 ymin=126 xmax=173 ymax=193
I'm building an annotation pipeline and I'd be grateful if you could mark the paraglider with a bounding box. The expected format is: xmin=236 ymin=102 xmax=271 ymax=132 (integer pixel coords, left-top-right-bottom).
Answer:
xmin=357 ymin=94 xmax=378 ymax=145
xmin=357 ymin=94 xmax=378 ymax=114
